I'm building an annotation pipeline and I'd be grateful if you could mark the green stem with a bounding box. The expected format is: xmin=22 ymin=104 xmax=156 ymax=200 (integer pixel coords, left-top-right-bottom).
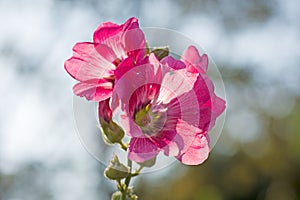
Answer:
xmin=136 ymin=165 xmax=143 ymax=174
xmin=121 ymin=159 xmax=132 ymax=200
xmin=116 ymin=179 xmax=123 ymax=192
xmin=124 ymin=159 xmax=132 ymax=187
xmin=118 ymin=141 xmax=128 ymax=151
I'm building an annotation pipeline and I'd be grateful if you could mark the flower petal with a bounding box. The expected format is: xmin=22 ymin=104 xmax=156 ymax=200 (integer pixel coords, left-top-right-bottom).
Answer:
xmin=128 ymin=137 xmax=160 ymax=162
xmin=73 ymin=81 xmax=112 ymax=101
xmin=161 ymin=56 xmax=186 ymax=70
xmin=93 ymin=18 xmax=142 ymax=59
xmin=64 ymin=42 xmax=116 ymax=82
xmin=163 ymin=119 xmax=202 ymax=157
xmin=114 ymin=53 xmax=148 ymax=80
xmin=113 ymin=55 xmax=162 ymax=113
xmin=181 ymin=45 xmax=208 ymax=73
xmin=193 ymin=73 xmax=215 ymax=105
xmin=93 ymin=17 xmax=139 ymax=43
xmin=176 ymin=133 xmax=210 ymax=165
xmin=123 ymin=28 xmax=146 ymax=52
xmin=212 ymin=95 xmax=226 ymax=117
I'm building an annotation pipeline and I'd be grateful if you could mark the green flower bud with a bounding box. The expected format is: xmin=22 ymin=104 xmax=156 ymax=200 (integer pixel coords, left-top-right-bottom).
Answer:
xmin=111 ymin=191 xmax=122 ymax=200
xmin=104 ymin=154 xmax=130 ymax=180
xmin=98 ymin=99 xmax=125 ymax=144
xmin=111 ymin=191 xmax=138 ymax=200
xmin=126 ymin=187 xmax=138 ymax=200
xmin=100 ymin=119 xmax=125 ymax=144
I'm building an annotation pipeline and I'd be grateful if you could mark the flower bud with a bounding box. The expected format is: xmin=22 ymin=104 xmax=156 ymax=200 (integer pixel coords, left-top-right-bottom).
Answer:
xmin=104 ymin=154 xmax=130 ymax=180
xmin=127 ymin=187 xmax=138 ymax=200
xmin=98 ymin=99 xmax=125 ymax=144
xmin=111 ymin=191 xmax=122 ymax=200
xmin=100 ymin=119 xmax=125 ymax=144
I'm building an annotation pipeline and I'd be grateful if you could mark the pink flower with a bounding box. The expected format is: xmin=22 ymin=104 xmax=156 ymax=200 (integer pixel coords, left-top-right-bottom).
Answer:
xmin=113 ymin=47 xmax=225 ymax=165
xmin=64 ymin=17 xmax=146 ymax=101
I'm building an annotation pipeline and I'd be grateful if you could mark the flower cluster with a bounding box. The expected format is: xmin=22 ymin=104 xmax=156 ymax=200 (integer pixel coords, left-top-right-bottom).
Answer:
xmin=65 ymin=17 xmax=226 ymax=166
xmin=65 ymin=17 xmax=226 ymax=199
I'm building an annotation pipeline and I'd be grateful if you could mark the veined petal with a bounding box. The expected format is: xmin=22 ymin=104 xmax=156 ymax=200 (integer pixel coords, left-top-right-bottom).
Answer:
xmin=176 ymin=133 xmax=210 ymax=165
xmin=157 ymin=67 xmax=198 ymax=104
xmin=163 ymin=119 xmax=202 ymax=157
xmin=161 ymin=56 xmax=186 ymax=70
xmin=93 ymin=18 xmax=143 ymax=59
xmin=73 ymin=81 xmax=112 ymax=101
xmin=193 ymin=73 xmax=215 ymax=105
xmin=200 ymin=94 xmax=226 ymax=131
xmin=64 ymin=42 xmax=116 ymax=82
xmin=113 ymin=55 xmax=162 ymax=113
xmin=93 ymin=17 xmax=139 ymax=43
xmin=123 ymin=28 xmax=146 ymax=53
xmin=128 ymin=137 xmax=160 ymax=162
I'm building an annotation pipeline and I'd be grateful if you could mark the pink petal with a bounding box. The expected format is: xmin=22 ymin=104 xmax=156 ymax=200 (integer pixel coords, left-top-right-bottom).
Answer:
xmin=198 ymin=107 xmax=215 ymax=131
xmin=123 ymin=28 xmax=146 ymax=52
xmin=114 ymin=52 xmax=149 ymax=81
xmin=128 ymin=83 xmax=161 ymax=116
xmin=93 ymin=18 xmax=145 ymax=60
xmin=163 ymin=119 xmax=202 ymax=157
xmin=93 ymin=17 xmax=139 ymax=44
xmin=157 ymin=67 xmax=198 ymax=104
xmin=161 ymin=56 xmax=186 ymax=70
xmin=193 ymin=73 xmax=215 ymax=105
xmin=114 ymin=55 xmax=136 ymax=80
xmin=73 ymin=81 xmax=112 ymax=101
xmin=181 ymin=45 xmax=208 ymax=73
xmin=152 ymin=130 xmax=177 ymax=150
xmin=212 ymin=95 xmax=226 ymax=117
xmin=176 ymin=133 xmax=210 ymax=165
xmin=203 ymin=95 xmax=226 ymax=131
xmin=64 ymin=42 xmax=116 ymax=82
xmin=113 ymin=57 xmax=163 ymax=113
xmin=128 ymin=137 xmax=160 ymax=162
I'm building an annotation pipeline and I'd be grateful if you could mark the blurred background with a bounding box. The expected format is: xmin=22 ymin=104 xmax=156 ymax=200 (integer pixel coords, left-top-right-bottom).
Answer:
xmin=0 ymin=0 xmax=299 ymax=199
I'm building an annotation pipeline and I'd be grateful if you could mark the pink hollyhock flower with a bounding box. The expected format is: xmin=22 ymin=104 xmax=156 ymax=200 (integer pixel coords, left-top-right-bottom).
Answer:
xmin=113 ymin=48 xmax=225 ymax=165
xmin=64 ymin=17 xmax=146 ymax=101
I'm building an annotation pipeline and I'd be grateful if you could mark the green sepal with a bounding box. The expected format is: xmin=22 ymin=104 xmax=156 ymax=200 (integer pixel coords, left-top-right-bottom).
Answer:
xmin=151 ymin=46 xmax=169 ymax=60
xmin=137 ymin=157 xmax=156 ymax=168
xmin=104 ymin=154 xmax=130 ymax=180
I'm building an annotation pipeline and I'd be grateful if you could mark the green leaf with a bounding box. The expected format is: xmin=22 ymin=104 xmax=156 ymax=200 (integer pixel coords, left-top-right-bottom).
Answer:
xmin=104 ymin=154 xmax=130 ymax=180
